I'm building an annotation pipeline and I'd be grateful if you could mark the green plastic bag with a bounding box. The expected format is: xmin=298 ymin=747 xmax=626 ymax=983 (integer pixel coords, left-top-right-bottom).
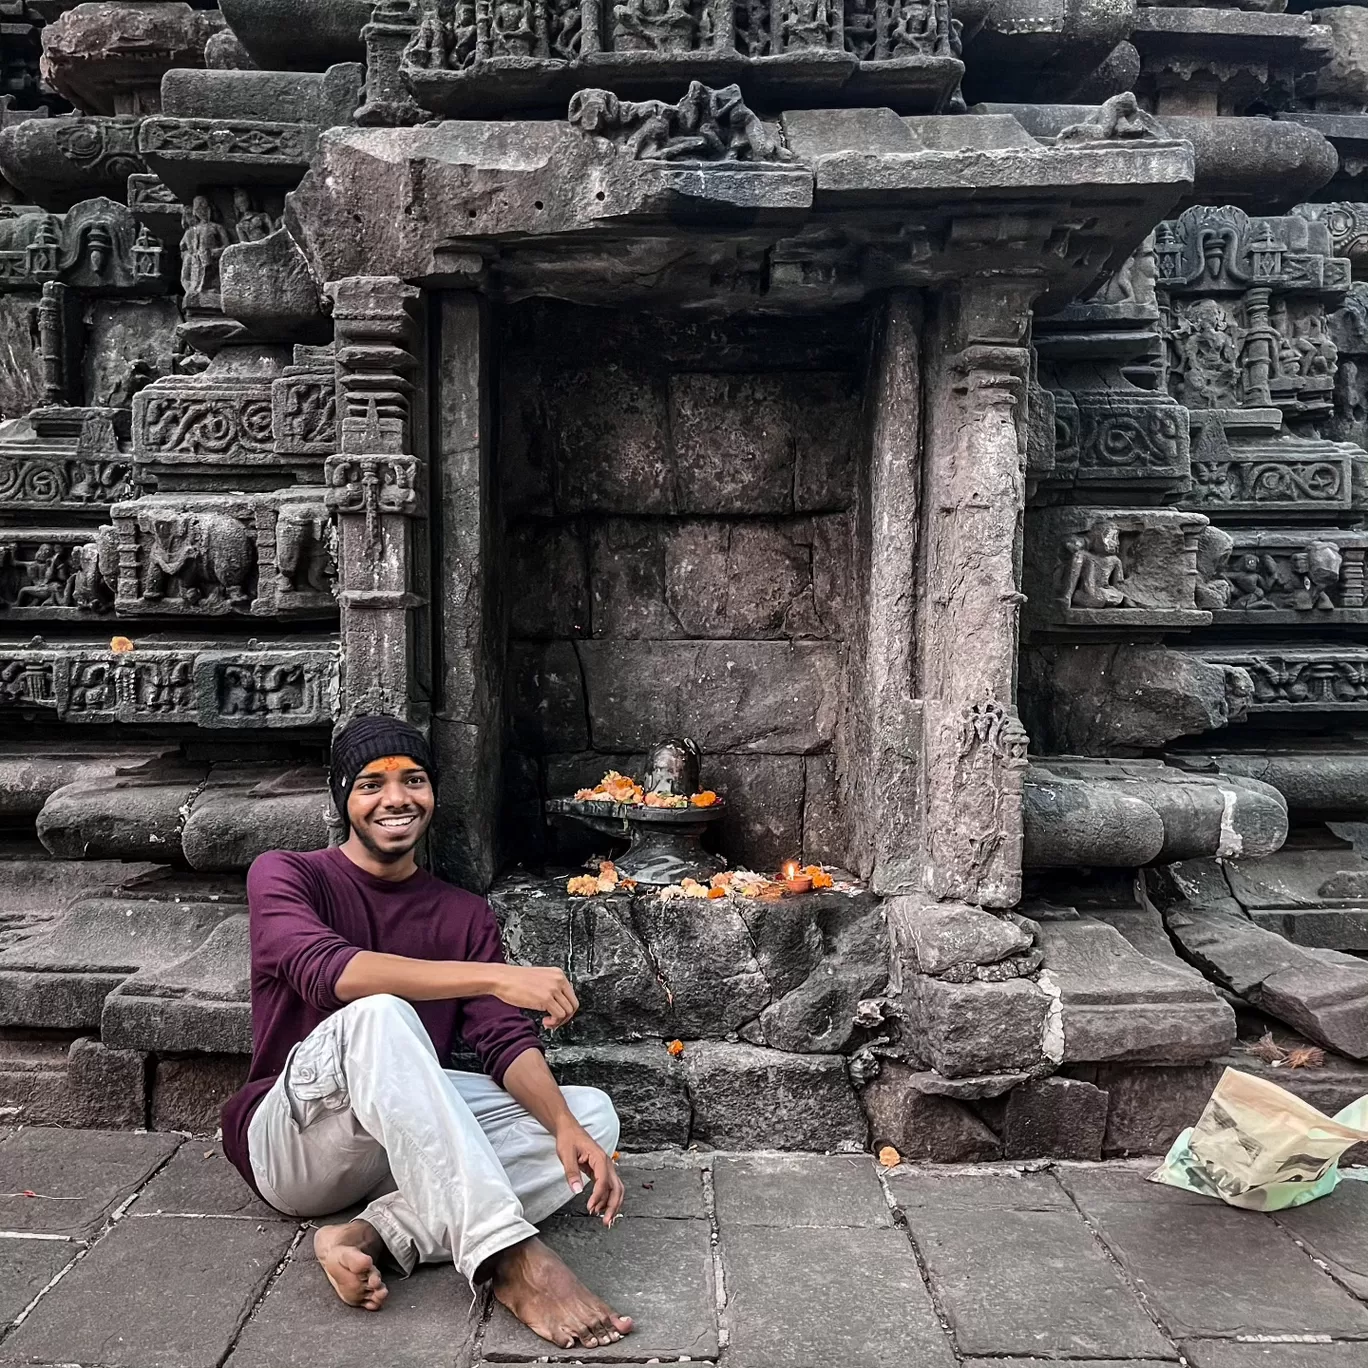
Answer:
xmin=1151 ymin=1066 xmax=1368 ymax=1211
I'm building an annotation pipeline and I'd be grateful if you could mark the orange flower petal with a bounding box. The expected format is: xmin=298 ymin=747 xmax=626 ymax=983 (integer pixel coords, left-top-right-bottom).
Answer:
xmin=707 ymin=886 xmax=725 ymax=899
xmin=109 ymin=635 xmax=134 ymax=654
xmin=878 ymin=1145 xmax=901 ymax=1168
xmin=666 ymin=1039 xmax=685 ymax=1056
xmin=690 ymin=790 xmax=719 ymax=808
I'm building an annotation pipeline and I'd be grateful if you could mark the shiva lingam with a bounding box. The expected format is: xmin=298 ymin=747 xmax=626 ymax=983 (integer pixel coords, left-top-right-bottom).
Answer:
xmin=545 ymin=737 xmax=726 ymax=885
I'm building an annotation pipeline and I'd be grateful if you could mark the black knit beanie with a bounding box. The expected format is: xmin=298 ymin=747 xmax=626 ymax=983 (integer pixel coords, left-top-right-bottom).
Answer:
xmin=329 ymin=714 xmax=436 ymax=832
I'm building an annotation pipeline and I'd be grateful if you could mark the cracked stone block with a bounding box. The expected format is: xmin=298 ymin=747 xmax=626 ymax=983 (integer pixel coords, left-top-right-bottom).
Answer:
xmin=712 ymin=1153 xmax=891 ymax=1228
xmin=0 ymin=884 xmax=240 ymax=1030
xmin=545 ymin=1043 xmax=690 ymax=1150
xmin=36 ymin=762 xmax=209 ymax=861
xmin=722 ymin=1225 xmax=956 ymax=1368
xmin=905 ymin=975 xmax=1050 ymax=1078
xmin=151 ymin=1054 xmax=250 ymax=1133
xmin=861 ymin=1062 xmax=1003 ymax=1161
xmin=1083 ymin=1196 xmax=1368 ymax=1340
xmin=484 ymin=1216 xmax=718 ymax=1362
xmin=1167 ymin=906 xmax=1368 ymax=1059
xmin=891 ymin=897 xmax=1034 ymax=976
xmin=0 ymin=1239 xmax=75 ymax=1327
xmin=1002 ymin=1077 xmax=1108 ymax=1160
xmin=132 ymin=1144 xmax=281 ymax=1220
xmin=0 ymin=1128 xmax=179 ymax=1236
xmin=904 ymin=1190 xmax=1174 ymax=1360
xmin=1037 ymin=918 xmax=1236 ymax=1064
xmin=0 ymin=743 xmax=176 ymax=819
xmin=180 ymin=767 xmax=329 ymax=872
xmin=0 ymin=1035 xmax=145 ymax=1128
xmin=684 ymin=1042 xmax=866 ymax=1150
xmin=231 ymin=1243 xmax=474 ymax=1368
xmin=1091 ymin=1062 xmax=1225 ymax=1156
xmin=0 ymin=1214 xmax=296 ymax=1368
xmin=103 ymin=912 xmax=251 ymax=1053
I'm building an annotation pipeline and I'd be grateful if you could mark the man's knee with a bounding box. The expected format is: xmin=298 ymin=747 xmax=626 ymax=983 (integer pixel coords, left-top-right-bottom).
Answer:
xmin=565 ymin=1085 xmax=619 ymax=1153
xmin=341 ymin=993 xmax=425 ymax=1037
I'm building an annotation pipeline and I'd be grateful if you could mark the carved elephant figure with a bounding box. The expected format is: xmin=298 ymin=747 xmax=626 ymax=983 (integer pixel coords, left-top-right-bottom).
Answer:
xmin=71 ymin=525 xmax=119 ymax=609
xmin=144 ymin=511 xmax=255 ymax=608
xmin=275 ymin=509 xmax=333 ymax=595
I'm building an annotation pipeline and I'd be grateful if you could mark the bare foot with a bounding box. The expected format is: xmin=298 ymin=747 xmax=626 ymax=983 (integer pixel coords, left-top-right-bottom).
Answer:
xmin=314 ymin=1219 xmax=389 ymax=1312
xmin=491 ymin=1236 xmax=633 ymax=1349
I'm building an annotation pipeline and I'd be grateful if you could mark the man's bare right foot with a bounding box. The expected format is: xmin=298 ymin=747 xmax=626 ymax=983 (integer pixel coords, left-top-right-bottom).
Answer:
xmin=314 ymin=1219 xmax=389 ymax=1312
xmin=491 ymin=1236 xmax=633 ymax=1349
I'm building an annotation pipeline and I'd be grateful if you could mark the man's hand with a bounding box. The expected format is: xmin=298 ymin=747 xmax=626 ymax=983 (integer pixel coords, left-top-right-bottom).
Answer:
xmin=487 ymin=964 xmax=580 ymax=1029
xmin=556 ymin=1120 xmax=625 ymax=1227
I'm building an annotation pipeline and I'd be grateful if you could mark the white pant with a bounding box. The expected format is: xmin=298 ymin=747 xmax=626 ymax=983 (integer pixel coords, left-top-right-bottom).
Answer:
xmin=246 ymin=994 xmax=619 ymax=1283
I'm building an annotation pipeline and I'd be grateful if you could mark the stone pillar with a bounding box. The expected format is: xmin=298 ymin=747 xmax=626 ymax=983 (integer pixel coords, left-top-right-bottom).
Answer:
xmin=428 ymin=292 xmax=501 ymax=892
xmin=843 ymin=291 xmax=924 ymax=895
xmin=918 ymin=281 xmax=1036 ymax=909
xmin=325 ymin=276 xmax=427 ymax=723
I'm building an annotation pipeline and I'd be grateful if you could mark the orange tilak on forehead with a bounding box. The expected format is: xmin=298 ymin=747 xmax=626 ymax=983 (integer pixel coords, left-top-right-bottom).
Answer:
xmin=360 ymin=755 xmax=417 ymax=775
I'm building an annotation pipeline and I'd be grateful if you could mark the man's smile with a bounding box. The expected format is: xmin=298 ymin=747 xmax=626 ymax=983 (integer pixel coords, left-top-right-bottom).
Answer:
xmin=374 ymin=814 xmax=419 ymax=829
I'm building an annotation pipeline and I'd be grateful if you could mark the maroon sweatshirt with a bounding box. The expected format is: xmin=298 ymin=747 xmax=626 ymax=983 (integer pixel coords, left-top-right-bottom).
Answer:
xmin=221 ymin=846 xmax=543 ymax=1193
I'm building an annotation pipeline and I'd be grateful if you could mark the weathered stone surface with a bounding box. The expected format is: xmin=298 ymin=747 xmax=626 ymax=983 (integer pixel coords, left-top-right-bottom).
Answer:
xmin=905 ymin=976 xmax=1050 ymax=1078
xmin=0 ymin=1215 xmax=296 ymax=1368
xmin=36 ymin=762 xmax=207 ymax=861
xmin=506 ymin=640 xmax=589 ymax=752
xmin=1273 ymin=1174 xmax=1368 ymax=1299
xmin=565 ymin=1157 xmax=705 ymax=1220
xmin=892 ymin=897 xmax=1034 ymax=976
xmin=180 ymin=768 xmax=329 ymax=872
xmin=713 ymin=1154 xmax=890 ymax=1228
xmin=1037 ymin=918 xmax=1236 ymax=1064
xmin=1081 ymin=1197 xmax=1368 ymax=1339
xmin=0 ymin=1034 xmax=145 ymax=1129
xmin=507 ymin=522 xmax=589 ymax=639
xmin=546 ymin=1043 xmax=690 ymax=1149
xmin=231 ymin=1245 xmax=475 ymax=1368
xmin=1167 ymin=905 xmax=1368 ymax=1059
xmin=0 ymin=1128 xmax=179 ymax=1236
xmin=724 ymin=1224 xmax=956 ymax=1368
xmin=150 ymin=1054 xmax=250 ymax=1134
xmin=0 ymin=297 xmax=45 ymax=418
xmin=861 ymin=1063 xmax=1004 ymax=1161
xmin=684 ymin=1043 xmax=866 ymax=1150
xmin=1092 ymin=1062 xmax=1225 ymax=1156
xmin=906 ymin=1198 xmax=1174 ymax=1360
xmin=1184 ymin=1343 xmax=1368 ymax=1368
xmin=578 ymin=640 xmax=841 ymax=754
xmin=0 ymin=1238 xmax=75 ymax=1327
xmin=887 ymin=1169 xmax=1073 ymax=1210
xmin=132 ymin=1143 xmax=280 ymax=1220
xmin=1002 ymin=1077 xmax=1108 ymax=1160
xmin=485 ymin=1216 xmax=718 ymax=1362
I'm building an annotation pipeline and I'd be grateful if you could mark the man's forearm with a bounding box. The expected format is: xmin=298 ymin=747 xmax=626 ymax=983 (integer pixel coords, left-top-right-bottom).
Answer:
xmin=333 ymin=950 xmax=499 ymax=1003
xmin=500 ymin=1047 xmax=576 ymax=1136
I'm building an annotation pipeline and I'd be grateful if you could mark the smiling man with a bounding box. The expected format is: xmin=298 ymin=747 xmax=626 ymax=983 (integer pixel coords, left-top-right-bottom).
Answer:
xmin=220 ymin=713 xmax=632 ymax=1349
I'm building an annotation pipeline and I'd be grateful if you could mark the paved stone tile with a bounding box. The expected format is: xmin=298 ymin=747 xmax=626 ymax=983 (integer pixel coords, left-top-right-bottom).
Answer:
xmin=713 ymin=1153 xmax=890 ymax=1228
xmin=887 ymin=1168 xmax=1072 ymax=1210
xmin=905 ymin=1202 xmax=1174 ymax=1360
xmin=1184 ymin=1344 xmax=1368 ymax=1367
xmin=229 ymin=1243 xmax=474 ymax=1368
xmin=0 ymin=1238 xmax=75 ymax=1326
xmin=484 ymin=1215 xmax=717 ymax=1361
xmin=0 ymin=1216 xmax=296 ymax=1368
xmin=1058 ymin=1162 xmax=1220 ymax=1207
xmin=722 ymin=1224 xmax=956 ymax=1368
xmin=1272 ymin=1179 xmax=1368 ymax=1298
xmin=1081 ymin=1200 xmax=1368 ymax=1339
xmin=963 ymin=1361 xmax=1175 ymax=1368
xmin=132 ymin=1144 xmax=284 ymax=1221
xmin=564 ymin=1159 xmax=705 ymax=1220
xmin=0 ymin=1128 xmax=181 ymax=1235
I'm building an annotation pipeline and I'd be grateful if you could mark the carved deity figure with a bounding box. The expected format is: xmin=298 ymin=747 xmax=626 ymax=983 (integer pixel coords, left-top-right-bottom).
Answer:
xmin=179 ymin=195 xmax=231 ymax=306
xmin=1173 ymin=299 xmax=1240 ymax=409
xmin=613 ymin=0 xmax=698 ymax=53
xmin=843 ymin=0 xmax=876 ymax=57
xmin=232 ymin=189 xmax=276 ymax=244
xmin=14 ymin=543 xmax=72 ymax=606
xmin=1060 ymin=524 xmax=1132 ymax=610
xmin=782 ymin=0 xmax=832 ymax=51
xmin=1225 ymin=553 xmax=1272 ymax=609
xmin=1292 ymin=313 xmax=1336 ymax=378
xmin=888 ymin=0 xmax=935 ymax=57
xmin=491 ymin=0 xmax=537 ymax=53
xmin=70 ymin=526 xmax=118 ymax=610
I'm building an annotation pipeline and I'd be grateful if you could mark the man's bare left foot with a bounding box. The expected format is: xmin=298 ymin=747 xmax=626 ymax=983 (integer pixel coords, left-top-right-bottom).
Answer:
xmin=314 ymin=1219 xmax=389 ymax=1312
xmin=491 ymin=1235 xmax=633 ymax=1348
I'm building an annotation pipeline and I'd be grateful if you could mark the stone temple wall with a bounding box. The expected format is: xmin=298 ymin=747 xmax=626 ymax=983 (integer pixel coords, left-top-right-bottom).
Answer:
xmin=3 ymin=0 xmax=1368 ymax=1159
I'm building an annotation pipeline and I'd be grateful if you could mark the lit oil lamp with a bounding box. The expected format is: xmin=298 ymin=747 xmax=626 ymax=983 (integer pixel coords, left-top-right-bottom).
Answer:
xmin=782 ymin=860 xmax=812 ymax=894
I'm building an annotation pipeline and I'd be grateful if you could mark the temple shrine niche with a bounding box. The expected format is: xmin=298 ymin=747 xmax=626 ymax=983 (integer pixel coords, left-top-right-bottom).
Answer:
xmin=4 ymin=0 xmax=1368 ymax=1159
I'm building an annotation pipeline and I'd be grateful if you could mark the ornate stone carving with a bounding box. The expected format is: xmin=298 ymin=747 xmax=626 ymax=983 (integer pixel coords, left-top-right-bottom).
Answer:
xmin=1057 ymin=92 xmax=1165 ymax=143
xmin=0 ymin=197 xmax=172 ymax=293
xmin=1196 ymin=646 xmax=1368 ymax=711
xmin=271 ymin=347 xmax=337 ymax=457
xmin=179 ymin=194 xmax=232 ymax=308
xmin=568 ymin=83 xmax=794 ymax=163
xmin=138 ymin=117 xmax=316 ymax=165
xmin=0 ymin=529 xmax=117 ymax=617
xmin=325 ymin=452 xmax=424 ymax=547
xmin=0 ymin=409 xmax=131 ymax=513
xmin=133 ymin=380 xmax=277 ymax=467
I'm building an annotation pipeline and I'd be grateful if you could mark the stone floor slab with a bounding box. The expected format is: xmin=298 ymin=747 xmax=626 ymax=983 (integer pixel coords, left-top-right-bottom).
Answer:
xmin=1082 ymin=1199 xmax=1368 ymax=1339
xmin=1272 ymin=1178 xmax=1368 ymax=1298
xmin=713 ymin=1153 xmax=890 ymax=1228
xmin=0 ymin=1128 xmax=181 ymax=1235
xmin=228 ymin=1242 xmax=474 ymax=1368
xmin=905 ymin=1201 xmax=1174 ymax=1360
xmin=963 ymin=1361 xmax=1177 ymax=1368
xmin=1183 ymin=1344 xmax=1368 ymax=1367
xmin=132 ymin=1144 xmax=284 ymax=1221
xmin=0 ymin=1216 xmax=296 ymax=1368
xmin=722 ymin=1224 xmax=956 ymax=1368
xmin=483 ymin=1216 xmax=717 ymax=1362
xmin=0 ymin=1238 xmax=75 ymax=1327
xmin=886 ymin=1168 xmax=1073 ymax=1210
xmin=1057 ymin=1161 xmax=1216 ymax=1207
xmin=564 ymin=1159 xmax=706 ymax=1220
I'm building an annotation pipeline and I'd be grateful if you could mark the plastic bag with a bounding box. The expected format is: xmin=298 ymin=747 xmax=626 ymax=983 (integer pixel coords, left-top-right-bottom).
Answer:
xmin=1150 ymin=1066 xmax=1368 ymax=1211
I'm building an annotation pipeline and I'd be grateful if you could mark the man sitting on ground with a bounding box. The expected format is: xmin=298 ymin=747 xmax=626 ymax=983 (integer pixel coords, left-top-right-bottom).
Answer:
xmin=221 ymin=713 xmax=632 ymax=1350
